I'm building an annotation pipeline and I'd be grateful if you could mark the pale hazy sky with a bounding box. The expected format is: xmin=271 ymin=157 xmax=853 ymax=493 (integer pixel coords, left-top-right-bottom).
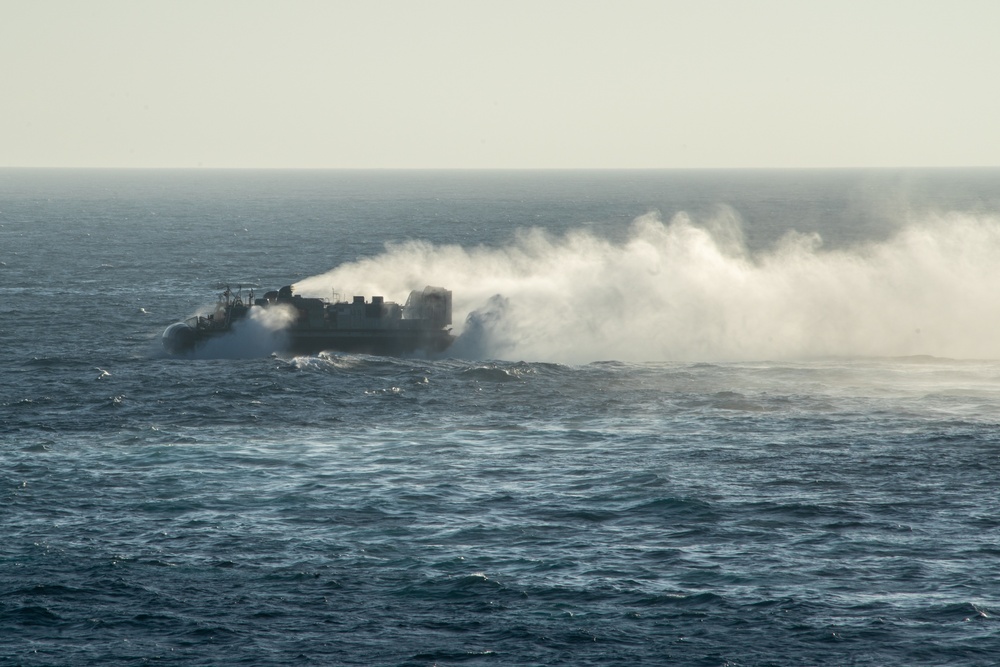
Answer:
xmin=3 ymin=0 xmax=998 ymax=168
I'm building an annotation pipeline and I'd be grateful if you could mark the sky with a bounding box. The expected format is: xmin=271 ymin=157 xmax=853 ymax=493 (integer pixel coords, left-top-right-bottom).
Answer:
xmin=2 ymin=0 xmax=999 ymax=169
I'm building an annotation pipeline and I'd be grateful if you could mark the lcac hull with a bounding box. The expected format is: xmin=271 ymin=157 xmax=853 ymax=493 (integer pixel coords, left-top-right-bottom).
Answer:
xmin=163 ymin=322 xmax=454 ymax=357
xmin=286 ymin=328 xmax=454 ymax=356
xmin=163 ymin=284 xmax=454 ymax=357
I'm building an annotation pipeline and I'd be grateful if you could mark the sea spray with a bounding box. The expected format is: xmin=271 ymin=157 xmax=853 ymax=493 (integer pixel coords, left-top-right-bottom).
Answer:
xmin=191 ymin=304 xmax=297 ymax=359
xmin=296 ymin=209 xmax=1000 ymax=363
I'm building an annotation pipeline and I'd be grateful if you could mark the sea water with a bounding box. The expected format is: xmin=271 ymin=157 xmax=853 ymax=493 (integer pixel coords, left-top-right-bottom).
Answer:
xmin=3 ymin=169 xmax=1000 ymax=665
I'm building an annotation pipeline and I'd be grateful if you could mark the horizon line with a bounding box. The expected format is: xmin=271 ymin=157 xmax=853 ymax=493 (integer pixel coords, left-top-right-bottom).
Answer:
xmin=3 ymin=165 xmax=999 ymax=172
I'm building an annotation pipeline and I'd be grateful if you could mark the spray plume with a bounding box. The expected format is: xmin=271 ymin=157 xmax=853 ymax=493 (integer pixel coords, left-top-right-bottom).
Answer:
xmin=190 ymin=304 xmax=297 ymax=359
xmin=294 ymin=209 xmax=1000 ymax=363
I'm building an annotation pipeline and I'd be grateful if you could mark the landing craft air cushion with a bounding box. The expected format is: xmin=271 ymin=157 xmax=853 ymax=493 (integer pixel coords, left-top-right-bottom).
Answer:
xmin=163 ymin=284 xmax=453 ymax=356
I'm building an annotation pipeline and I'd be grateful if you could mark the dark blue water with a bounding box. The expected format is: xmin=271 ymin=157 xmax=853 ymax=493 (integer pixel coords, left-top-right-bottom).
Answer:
xmin=3 ymin=169 xmax=1000 ymax=665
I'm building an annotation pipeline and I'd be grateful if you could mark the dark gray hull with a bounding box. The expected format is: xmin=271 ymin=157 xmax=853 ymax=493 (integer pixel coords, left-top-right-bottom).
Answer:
xmin=285 ymin=327 xmax=454 ymax=356
xmin=163 ymin=284 xmax=455 ymax=357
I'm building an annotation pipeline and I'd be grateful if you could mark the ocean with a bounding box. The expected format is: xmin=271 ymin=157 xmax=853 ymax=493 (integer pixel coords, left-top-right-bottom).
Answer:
xmin=3 ymin=168 xmax=1000 ymax=665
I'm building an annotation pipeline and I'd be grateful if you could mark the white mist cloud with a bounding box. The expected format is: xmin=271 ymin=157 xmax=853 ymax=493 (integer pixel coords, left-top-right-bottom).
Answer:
xmin=193 ymin=304 xmax=297 ymax=359
xmin=295 ymin=210 xmax=1000 ymax=363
